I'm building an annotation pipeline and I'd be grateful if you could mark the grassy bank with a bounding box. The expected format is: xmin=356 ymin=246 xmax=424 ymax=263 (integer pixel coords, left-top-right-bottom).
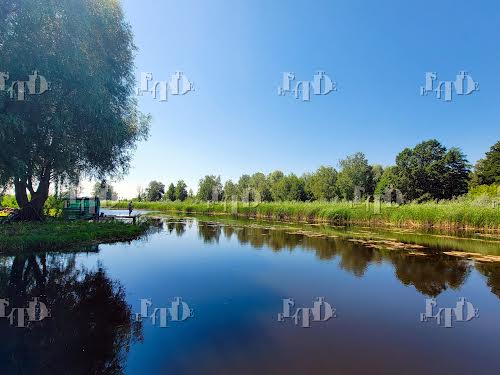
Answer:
xmin=0 ymin=220 xmax=150 ymax=252
xmin=104 ymin=200 xmax=500 ymax=230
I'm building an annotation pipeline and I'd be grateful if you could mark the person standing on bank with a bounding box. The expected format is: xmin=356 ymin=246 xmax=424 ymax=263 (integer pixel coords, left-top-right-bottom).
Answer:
xmin=128 ymin=201 xmax=133 ymax=216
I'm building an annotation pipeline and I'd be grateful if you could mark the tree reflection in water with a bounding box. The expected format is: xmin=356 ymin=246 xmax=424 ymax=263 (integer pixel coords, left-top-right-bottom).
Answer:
xmin=166 ymin=221 xmax=187 ymax=237
xmin=476 ymin=262 xmax=500 ymax=298
xmin=0 ymin=251 xmax=142 ymax=374
xmin=159 ymin=217 xmax=500 ymax=299
xmin=197 ymin=222 xmax=222 ymax=244
xmin=389 ymin=253 xmax=470 ymax=296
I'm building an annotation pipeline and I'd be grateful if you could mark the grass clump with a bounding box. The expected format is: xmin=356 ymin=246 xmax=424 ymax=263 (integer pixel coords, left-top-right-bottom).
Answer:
xmin=0 ymin=220 xmax=149 ymax=252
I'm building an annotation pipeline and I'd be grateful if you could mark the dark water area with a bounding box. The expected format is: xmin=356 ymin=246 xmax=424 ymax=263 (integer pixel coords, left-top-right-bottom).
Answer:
xmin=0 ymin=216 xmax=499 ymax=374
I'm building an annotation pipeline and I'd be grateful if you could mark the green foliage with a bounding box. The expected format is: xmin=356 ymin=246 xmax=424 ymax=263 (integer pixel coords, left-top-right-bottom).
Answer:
xmin=165 ymin=183 xmax=176 ymax=201
xmin=175 ymin=180 xmax=188 ymax=201
xmin=249 ymin=172 xmax=272 ymax=201
xmin=161 ymin=140 xmax=488 ymax=205
xmin=197 ymin=175 xmax=222 ymax=201
xmin=306 ymin=166 xmax=338 ymax=200
xmin=270 ymin=173 xmax=306 ymax=201
xmin=0 ymin=0 xmax=150 ymax=218
xmin=2 ymin=194 xmax=63 ymax=216
xmin=287 ymin=174 xmax=306 ymax=201
xmin=336 ymin=152 xmax=373 ymax=199
xmin=471 ymin=141 xmax=500 ymax=186
xmin=0 ymin=220 xmax=149 ymax=251
xmin=270 ymin=177 xmax=288 ymax=201
xmin=223 ymin=180 xmax=239 ymax=199
xmin=393 ymin=140 xmax=470 ymax=201
xmin=375 ymin=166 xmax=397 ymax=195
xmin=104 ymin=199 xmax=499 ymax=229
xmin=370 ymin=164 xmax=384 ymax=193
xmin=44 ymin=195 xmax=64 ymax=217
xmin=467 ymin=184 xmax=499 ymax=199
xmin=237 ymin=174 xmax=251 ymax=197
xmin=1 ymin=194 xmax=18 ymax=208
xmin=146 ymin=181 xmax=165 ymax=201
xmin=269 ymin=170 xmax=285 ymax=201
xmin=442 ymin=148 xmax=471 ymax=198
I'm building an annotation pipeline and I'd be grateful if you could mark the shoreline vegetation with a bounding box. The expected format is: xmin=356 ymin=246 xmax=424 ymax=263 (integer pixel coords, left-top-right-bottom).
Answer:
xmin=112 ymin=140 xmax=498 ymax=233
xmin=103 ymin=200 xmax=500 ymax=231
xmin=0 ymin=220 xmax=151 ymax=252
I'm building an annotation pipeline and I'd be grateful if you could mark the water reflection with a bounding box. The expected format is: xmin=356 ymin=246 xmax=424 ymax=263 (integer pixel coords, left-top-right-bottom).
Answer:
xmin=166 ymin=221 xmax=187 ymax=237
xmin=164 ymin=217 xmax=500 ymax=299
xmin=388 ymin=253 xmax=470 ymax=296
xmin=0 ymin=252 xmax=142 ymax=374
xmin=476 ymin=262 xmax=500 ymax=298
xmin=0 ymin=217 xmax=497 ymax=374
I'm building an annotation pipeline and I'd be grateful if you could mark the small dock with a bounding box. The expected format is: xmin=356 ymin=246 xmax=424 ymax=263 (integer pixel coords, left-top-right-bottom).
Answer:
xmin=101 ymin=214 xmax=141 ymax=224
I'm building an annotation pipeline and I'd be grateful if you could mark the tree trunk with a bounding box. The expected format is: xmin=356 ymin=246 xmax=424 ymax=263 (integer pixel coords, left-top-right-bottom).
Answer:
xmin=12 ymin=172 xmax=51 ymax=221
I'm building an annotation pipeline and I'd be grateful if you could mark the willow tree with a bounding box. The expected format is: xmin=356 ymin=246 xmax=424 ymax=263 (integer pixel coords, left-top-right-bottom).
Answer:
xmin=0 ymin=0 xmax=150 ymax=220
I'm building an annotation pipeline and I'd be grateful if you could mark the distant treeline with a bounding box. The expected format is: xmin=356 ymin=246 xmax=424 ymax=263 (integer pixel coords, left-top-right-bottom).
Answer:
xmin=137 ymin=139 xmax=499 ymax=204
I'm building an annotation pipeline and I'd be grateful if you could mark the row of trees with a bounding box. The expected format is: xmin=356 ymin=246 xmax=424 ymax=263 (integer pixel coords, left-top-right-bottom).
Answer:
xmin=187 ymin=139 xmax=496 ymax=203
xmin=107 ymin=139 xmax=497 ymax=204
xmin=135 ymin=180 xmax=190 ymax=202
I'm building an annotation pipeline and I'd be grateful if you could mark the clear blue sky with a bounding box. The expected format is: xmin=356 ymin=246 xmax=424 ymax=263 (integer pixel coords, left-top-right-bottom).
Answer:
xmin=93 ymin=0 xmax=500 ymax=198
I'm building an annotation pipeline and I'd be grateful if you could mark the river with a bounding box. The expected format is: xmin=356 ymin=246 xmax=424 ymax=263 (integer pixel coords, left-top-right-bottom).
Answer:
xmin=0 ymin=214 xmax=499 ymax=374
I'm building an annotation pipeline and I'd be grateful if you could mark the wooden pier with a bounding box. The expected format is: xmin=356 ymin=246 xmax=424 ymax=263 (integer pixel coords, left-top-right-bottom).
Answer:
xmin=100 ymin=214 xmax=140 ymax=224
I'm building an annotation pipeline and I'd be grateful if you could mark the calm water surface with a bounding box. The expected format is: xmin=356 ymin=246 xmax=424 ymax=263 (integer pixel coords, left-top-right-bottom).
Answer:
xmin=1 ymin=216 xmax=499 ymax=374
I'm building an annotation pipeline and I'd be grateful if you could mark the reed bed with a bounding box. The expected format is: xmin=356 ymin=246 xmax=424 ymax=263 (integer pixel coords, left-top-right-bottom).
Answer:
xmin=103 ymin=200 xmax=500 ymax=230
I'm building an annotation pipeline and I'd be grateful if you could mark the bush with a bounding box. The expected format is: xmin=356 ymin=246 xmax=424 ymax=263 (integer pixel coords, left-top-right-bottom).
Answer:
xmin=44 ymin=195 xmax=64 ymax=217
xmin=468 ymin=184 xmax=499 ymax=199
xmin=1 ymin=195 xmax=18 ymax=209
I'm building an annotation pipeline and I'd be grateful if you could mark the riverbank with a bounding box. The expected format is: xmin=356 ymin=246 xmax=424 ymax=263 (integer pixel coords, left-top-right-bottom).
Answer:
xmin=0 ymin=220 xmax=150 ymax=252
xmin=103 ymin=200 xmax=500 ymax=230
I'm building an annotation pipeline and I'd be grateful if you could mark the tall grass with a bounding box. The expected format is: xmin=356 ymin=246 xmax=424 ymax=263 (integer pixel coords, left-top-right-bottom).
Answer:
xmin=103 ymin=199 xmax=499 ymax=229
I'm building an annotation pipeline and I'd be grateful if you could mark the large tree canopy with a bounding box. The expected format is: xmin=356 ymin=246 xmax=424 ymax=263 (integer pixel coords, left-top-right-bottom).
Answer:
xmin=393 ymin=140 xmax=470 ymax=201
xmin=197 ymin=175 xmax=223 ymax=201
xmin=306 ymin=166 xmax=338 ymax=201
xmin=175 ymin=180 xmax=188 ymax=201
xmin=0 ymin=0 xmax=150 ymax=220
xmin=165 ymin=182 xmax=175 ymax=202
xmin=471 ymin=140 xmax=500 ymax=186
xmin=336 ymin=152 xmax=373 ymax=200
xmin=145 ymin=180 xmax=165 ymax=202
